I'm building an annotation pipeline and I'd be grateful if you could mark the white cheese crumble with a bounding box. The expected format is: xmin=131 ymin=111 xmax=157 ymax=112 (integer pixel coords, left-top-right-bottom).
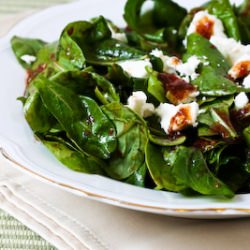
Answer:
xmin=210 ymin=36 xmax=250 ymax=66
xmin=150 ymin=49 xmax=201 ymax=81
xmin=234 ymin=92 xmax=249 ymax=109
xmin=20 ymin=55 xmax=36 ymax=64
xmin=127 ymin=91 xmax=155 ymax=118
xmin=187 ymin=11 xmax=226 ymax=38
xmin=243 ymin=74 xmax=250 ymax=89
xmin=155 ymin=102 xmax=199 ymax=134
xmin=175 ymin=56 xmax=201 ymax=81
xmin=118 ymin=59 xmax=152 ymax=78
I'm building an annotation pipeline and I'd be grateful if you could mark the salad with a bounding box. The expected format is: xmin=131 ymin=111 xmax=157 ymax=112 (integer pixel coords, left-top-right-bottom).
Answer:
xmin=11 ymin=0 xmax=250 ymax=197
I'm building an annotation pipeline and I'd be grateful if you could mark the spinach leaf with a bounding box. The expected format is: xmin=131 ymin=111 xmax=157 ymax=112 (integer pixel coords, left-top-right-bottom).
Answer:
xmin=243 ymin=125 xmax=250 ymax=147
xmin=236 ymin=0 xmax=250 ymax=44
xmin=147 ymin=70 xmax=166 ymax=103
xmin=102 ymin=103 xmax=147 ymax=180
xmin=124 ymin=0 xmax=186 ymax=53
xmin=61 ymin=17 xmax=144 ymax=65
xmin=172 ymin=146 xmax=234 ymax=197
xmin=149 ymin=133 xmax=186 ymax=146
xmin=153 ymin=0 xmax=187 ymax=29
xmin=207 ymin=0 xmax=241 ymax=40
xmin=26 ymin=42 xmax=59 ymax=91
xmin=145 ymin=142 xmax=185 ymax=191
xmin=35 ymin=77 xmax=117 ymax=159
xmin=57 ymin=32 xmax=85 ymax=70
xmin=42 ymin=139 xmax=105 ymax=174
xmin=11 ymin=36 xmax=46 ymax=69
xmin=215 ymin=145 xmax=249 ymax=192
xmin=125 ymin=162 xmax=147 ymax=187
xmin=51 ymin=70 xmax=120 ymax=104
xmin=107 ymin=64 xmax=133 ymax=102
xmin=124 ymin=0 xmax=186 ymax=32
xmin=185 ymin=34 xmax=239 ymax=96
xmin=193 ymin=67 xmax=239 ymax=96
xmin=23 ymin=91 xmax=55 ymax=133
xmin=185 ymin=33 xmax=230 ymax=74
xmin=198 ymin=97 xmax=238 ymax=139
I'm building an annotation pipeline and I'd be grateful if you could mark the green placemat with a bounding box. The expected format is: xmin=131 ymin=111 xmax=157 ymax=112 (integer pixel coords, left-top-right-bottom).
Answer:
xmin=0 ymin=209 xmax=56 ymax=249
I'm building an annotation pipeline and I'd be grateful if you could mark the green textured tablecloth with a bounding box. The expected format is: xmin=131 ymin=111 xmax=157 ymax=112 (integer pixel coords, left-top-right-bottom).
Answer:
xmin=0 ymin=210 xmax=56 ymax=249
xmin=0 ymin=1 xmax=72 ymax=248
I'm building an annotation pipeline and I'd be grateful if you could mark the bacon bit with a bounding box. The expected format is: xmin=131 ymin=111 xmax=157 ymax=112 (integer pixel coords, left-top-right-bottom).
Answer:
xmin=229 ymin=60 xmax=250 ymax=79
xmin=170 ymin=106 xmax=193 ymax=133
xmin=158 ymin=73 xmax=197 ymax=105
xmin=195 ymin=16 xmax=214 ymax=39
xmin=26 ymin=63 xmax=47 ymax=86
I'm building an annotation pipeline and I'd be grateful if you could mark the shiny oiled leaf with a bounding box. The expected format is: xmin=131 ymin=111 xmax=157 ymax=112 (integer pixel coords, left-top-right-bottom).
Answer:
xmin=102 ymin=103 xmax=147 ymax=180
xmin=35 ymin=77 xmax=117 ymax=159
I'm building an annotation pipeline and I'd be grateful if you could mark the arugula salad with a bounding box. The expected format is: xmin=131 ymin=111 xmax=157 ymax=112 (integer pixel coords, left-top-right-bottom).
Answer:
xmin=11 ymin=0 xmax=250 ymax=197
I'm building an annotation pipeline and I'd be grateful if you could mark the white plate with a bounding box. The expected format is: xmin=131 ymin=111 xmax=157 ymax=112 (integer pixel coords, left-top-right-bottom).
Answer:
xmin=0 ymin=0 xmax=248 ymax=219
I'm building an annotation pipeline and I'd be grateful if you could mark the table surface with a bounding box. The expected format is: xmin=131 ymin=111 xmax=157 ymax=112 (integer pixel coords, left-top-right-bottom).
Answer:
xmin=0 ymin=1 xmax=72 ymax=249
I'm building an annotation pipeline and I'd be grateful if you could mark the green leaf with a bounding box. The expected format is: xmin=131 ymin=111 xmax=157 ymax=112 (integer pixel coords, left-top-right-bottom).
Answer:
xmin=124 ymin=0 xmax=186 ymax=53
xmin=11 ymin=36 xmax=46 ymax=69
xmin=185 ymin=34 xmax=239 ymax=96
xmin=86 ymin=39 xmax=145 ymax=65
xmin=145 ymin=143 xmax=185 ymax=191
xmin=147 ymin=70 xmax=166 ymax=103
xmin=148 ymin=133 xmax=186 ymax=146
xmin=193 ymin=67 xmax=239 ymax=96
xmin=42 ymin=139 xmax=105 ymax=174
xmin=51 ymin=70 xmax=120 ymax=103
xmin=198 ymin=97 xmax=237 ymax=139
xmin=61 ymin=16 xmax=144 ymax=65
xmin=26 ymin=42 xmax=60 ymax=90
xmin=243 ymin=125 xmax=250 ymax=147
xmin=125 ymin=162 xmax=147 ymax=187
xmin=124 ymin=0 xmax=186 ymax=31
xmin=172 ymin=146 xmax=234 ymax=197
xmin=102 ymin=103 xmax=147 ymax=180
xmin=185 ymin=33 xmax=230 ymax=74
xmin=35 ymin=77 xmax=117 ymax=159
xmin=57 ymin=32 xmax=85 ymax=70
xmin=237 ymin=0 xmax=250 ymax=44
xmin=207 ymin=0 xmax=241 ymax=41
xmin=23 ymin=91 xmax=55 ymax=133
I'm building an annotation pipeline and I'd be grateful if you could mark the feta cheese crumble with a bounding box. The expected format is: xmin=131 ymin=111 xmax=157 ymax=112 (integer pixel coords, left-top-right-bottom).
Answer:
xmin=118 ymin=59 xmax=152 ymax=78
xmin=186 ymin=10 xmax=226 ymax=42
xmin=151 ymin=49 xmax=201 ymax=81
xmin=155 ymin=102 xmax=199 ymax=134
xmin=175 ymin=56 xmax=201 ymax=81
xmin=127 ymin=91 xmax=155 ymax=118
xmin=20 ymin=55 xmax=36 ymax=64
xmin=211 ymin=37 xmax=250 ymax=67
xmin=234 ymin=92 xmax=249 ymax=110
xmin=243 ymin=74 xmax=250 ymax=89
